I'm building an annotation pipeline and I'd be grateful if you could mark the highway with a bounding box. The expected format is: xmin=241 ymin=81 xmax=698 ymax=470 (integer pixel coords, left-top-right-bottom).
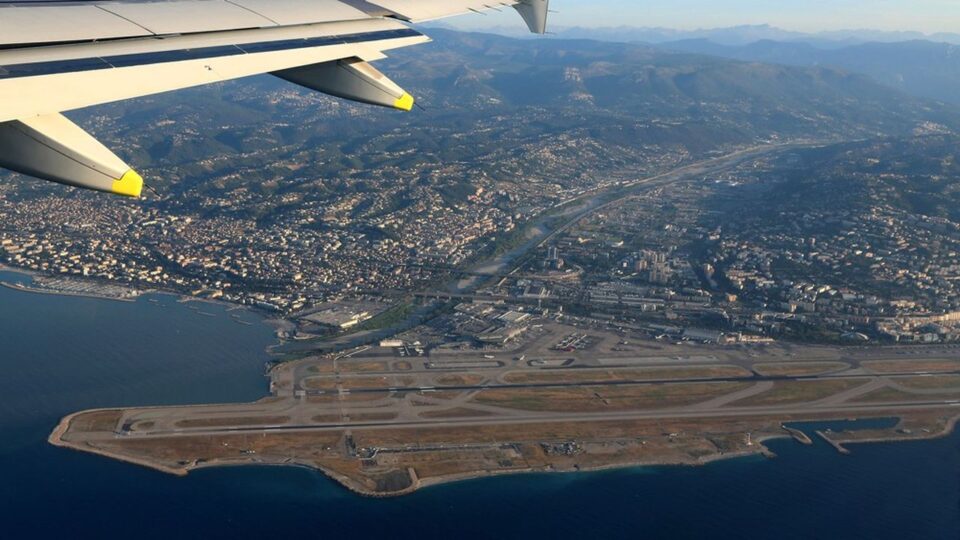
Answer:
xmin=451 ymin=141 xmax=824 ymax=292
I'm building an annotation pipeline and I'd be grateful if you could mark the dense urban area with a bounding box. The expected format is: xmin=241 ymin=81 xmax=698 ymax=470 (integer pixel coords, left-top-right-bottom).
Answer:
xmin=7 ymin=28 xmax=960 ymax=499
xmin=4 ymin=31 xmax=960 ymax=355
xmin=4 ymin=135 xmax=960 ymax=348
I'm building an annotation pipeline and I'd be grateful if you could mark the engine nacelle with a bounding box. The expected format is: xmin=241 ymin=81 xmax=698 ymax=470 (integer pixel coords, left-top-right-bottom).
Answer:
xmin=273 ymin=57 xmax=414 ymax=111
xmin=0 ymin=113 xmax=141 ymax=197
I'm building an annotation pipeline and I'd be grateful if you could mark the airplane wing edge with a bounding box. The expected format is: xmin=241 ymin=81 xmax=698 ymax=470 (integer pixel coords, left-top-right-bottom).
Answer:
xmin=0 ymin=0 xmax=551 ymax=196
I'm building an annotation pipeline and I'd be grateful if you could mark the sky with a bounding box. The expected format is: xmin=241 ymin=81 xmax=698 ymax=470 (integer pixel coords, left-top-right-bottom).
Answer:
xmin=447 ymin=0 xmax=960 ymax=33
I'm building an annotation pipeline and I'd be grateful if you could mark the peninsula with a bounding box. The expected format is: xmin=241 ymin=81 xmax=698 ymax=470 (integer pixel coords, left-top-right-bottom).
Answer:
xmin=51 ymin=328 xmax=960 ymax=496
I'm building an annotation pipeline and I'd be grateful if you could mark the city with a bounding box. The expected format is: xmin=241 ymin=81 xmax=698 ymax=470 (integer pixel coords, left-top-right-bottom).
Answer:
xmin=2 ymin=6 xmax=960 ymax=535
xmin=5 ymin=136 xmax=960 ymax=348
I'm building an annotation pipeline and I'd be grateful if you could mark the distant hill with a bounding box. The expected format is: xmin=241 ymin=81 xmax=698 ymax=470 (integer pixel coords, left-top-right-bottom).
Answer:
xmin=659 ymin=39 xmax=960 ymax=105
xmin=12 ymin=29 xmax=960 ymax=204
xmin=392 ymin=30 xmax=957 ymax=117
xmin=433 ymin=23 xmax=960 ymax=47
xmin=721 ymin=134 xmax=960 ymax=223
xmin=383 ymin=30 xmax=959 ymax=137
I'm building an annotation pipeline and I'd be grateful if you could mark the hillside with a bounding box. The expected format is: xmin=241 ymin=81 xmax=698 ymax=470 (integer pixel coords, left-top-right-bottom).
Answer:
xmin=5 ymin=30 xmax=959 ymax=211
xmin=661 ymin=38 xmax=960 ymax=105
xmin=699 ymin=135 xmax=960 ymax=304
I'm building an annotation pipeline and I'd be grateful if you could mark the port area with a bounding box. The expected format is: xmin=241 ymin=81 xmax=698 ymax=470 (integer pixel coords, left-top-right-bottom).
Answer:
xmin=51 ymin=325 xmax=960 ymax=496
xmin=1 ymin=275 xmax=140 ymax=302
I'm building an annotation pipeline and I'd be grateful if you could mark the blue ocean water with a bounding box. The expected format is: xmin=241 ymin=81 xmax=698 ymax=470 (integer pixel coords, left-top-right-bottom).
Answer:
xmin=0 ymin=270 xmax=958 ymax=539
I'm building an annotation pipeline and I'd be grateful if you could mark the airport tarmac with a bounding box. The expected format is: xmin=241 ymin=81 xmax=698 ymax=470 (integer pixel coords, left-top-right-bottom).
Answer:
xmin=52 ymin=323 xmax=960 ymax=495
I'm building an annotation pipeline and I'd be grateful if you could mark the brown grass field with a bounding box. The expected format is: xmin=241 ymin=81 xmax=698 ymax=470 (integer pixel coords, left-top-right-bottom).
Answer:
xmin=175 ymin=416 xmax=290 ymax=428
xmin=894 ymin=375 xmax=960 ymax=390
xmin=502 ymin=365 xmax=750 ymax=385
xmin=302 ymin=377 xmax=338 ymax=390
xmin=435 ymin=374 xmax=487 ymax=386
xmin=853 ymin=386 xmax=960 ymax=403
xmin=734 ymin=379 xmax=868 ymax=406
xmin=67 ymin=410 xmax=123 ymax=434
xmin=863 ymin=360 xmax=960 ymax=374
xmin=472 ymin=382 xmax=752 ymax=412
xmin=338 ymin=361 xmax=389 ymax=373
xmin=338 ymin=377 xmax=392 ymax=390
xmin=753 ymin=362 xmax=850 ymax=377
xmin=419 ymin=408 xmax=495 ymax=419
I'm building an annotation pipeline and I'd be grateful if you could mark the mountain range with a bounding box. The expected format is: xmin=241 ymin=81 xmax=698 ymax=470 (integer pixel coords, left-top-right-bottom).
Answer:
xmin=4 ymin=29 xmax=957 ymax=207
xmin=440 ymin=23 xmax=960 ymax=106
xmin=133 ymin=31 xmax=958 ymax=172
xmin=659 ymin=38 xmax=960 ymax=105
xmin=432 ymin=23 xmax=960 ymax=47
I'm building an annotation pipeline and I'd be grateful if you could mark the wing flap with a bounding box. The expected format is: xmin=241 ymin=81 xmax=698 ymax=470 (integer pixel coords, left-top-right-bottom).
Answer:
xmin=0 ymin=0 xmax=374 ymax=46
xmin=364 ymin=0 xmax=550 ymax=33
xmin=98 ymin=0 xmax=277 ymax=35
xmin=0 ymin=0 xmax=549 ymax=48
xmin=0 ymin=5 xmax=153 ymax=46
xmin=230 ymin=0 xmax=371 ymax=26
xmin=367 ymin=0 xmax=514 ymax=21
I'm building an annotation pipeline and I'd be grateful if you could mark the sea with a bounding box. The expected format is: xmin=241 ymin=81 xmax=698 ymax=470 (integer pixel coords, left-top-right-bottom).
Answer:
xmin=0 ymin=269 xmax=958 ymax=539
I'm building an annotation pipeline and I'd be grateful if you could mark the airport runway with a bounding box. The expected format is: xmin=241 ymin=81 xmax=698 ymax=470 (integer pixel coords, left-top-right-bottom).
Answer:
xmin=302 ymin=369 xmax=960 ymax=396
xmin=121 ymin=398 xmax=960 ymax=438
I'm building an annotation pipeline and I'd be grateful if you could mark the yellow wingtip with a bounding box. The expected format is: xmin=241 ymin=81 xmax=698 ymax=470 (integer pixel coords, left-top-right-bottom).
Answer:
xmin=394 ymin=93 xmax=415 ymax=112
xmin=112 ymin=169 xmax=143 ymax=198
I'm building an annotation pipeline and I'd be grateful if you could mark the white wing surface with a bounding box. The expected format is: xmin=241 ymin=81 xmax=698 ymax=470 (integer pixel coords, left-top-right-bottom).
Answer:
xmin=0 ymin=0 xmax=550 ymax=196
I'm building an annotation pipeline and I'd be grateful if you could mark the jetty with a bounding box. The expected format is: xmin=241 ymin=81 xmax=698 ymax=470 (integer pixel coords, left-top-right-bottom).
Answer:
xmin=815 ymin=430 xmax=852 ymax=455
xmin=782 ymin=425 xmax=813 ymax=445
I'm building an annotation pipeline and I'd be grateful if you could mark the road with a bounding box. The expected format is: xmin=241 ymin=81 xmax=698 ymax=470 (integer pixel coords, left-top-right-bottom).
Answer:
xmin=278 ymin=141 xmax=825 ymax=356
xmin=452 ymin=141 xmax=823 ymax=292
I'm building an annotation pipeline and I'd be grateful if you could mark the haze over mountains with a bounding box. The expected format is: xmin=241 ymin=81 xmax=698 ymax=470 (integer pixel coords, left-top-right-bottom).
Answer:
xmin=37 ymin=29 xmax=955 ymax=202
xmin=661 ymin=39 xmax=960 ymax=105
xmin=440 ymin=23 xmax=960 ymax=107
xmin=410 ymin=30 xmax=958 ymax=137
xmin=435 ymin=23 xmax=960 ymax=47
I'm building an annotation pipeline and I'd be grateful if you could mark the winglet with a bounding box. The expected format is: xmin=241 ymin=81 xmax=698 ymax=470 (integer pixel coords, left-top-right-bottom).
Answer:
xmin=514 ymin=0 xmax=550 ymax=34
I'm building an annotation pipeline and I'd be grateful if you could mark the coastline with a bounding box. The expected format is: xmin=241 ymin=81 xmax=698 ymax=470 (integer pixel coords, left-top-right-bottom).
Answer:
xmin=45 ymin=412 xmax=772 ymax=497
xmin=48 ymin=410 xmax=188 ymax=477
xmin=0 ymin=280 xmax=139 ymax=303
xmin=0 ymin=263 xmax=275 ymax=326
xmin=21 ymin=264 xmax=960 ymax=498
xmin=0 ymin=264 xmax=144 ymax=302
xmin=47 ymin=410 xmax=960 ymax=498
xmin=826 ymin=413 xmax=960 ymax=452
xmin=401 ymin=443 xmax=778 ymax=497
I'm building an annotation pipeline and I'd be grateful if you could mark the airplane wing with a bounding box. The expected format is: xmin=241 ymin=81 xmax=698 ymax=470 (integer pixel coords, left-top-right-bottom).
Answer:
xmin=0 ymin=0 xmax=550 ymax=197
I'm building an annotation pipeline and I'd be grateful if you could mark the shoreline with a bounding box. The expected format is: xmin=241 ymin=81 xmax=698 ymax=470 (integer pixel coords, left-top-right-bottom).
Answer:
xmin=0 ymin=264 xmax=144 ymax=303
xmin=0 ymin=264 xmax=278 ymax=329
xmin=46 ymin=413 xmax=774 ymax=497
xmin=47 ymin=410 xmax=960 ymax=498
xmin=48 ymin=410 xmax=188 ymax=477
xmin=0 ymin=280 xmax=139 ymax=303
xmin=826 ymin=413 xmax=960 ymax=452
